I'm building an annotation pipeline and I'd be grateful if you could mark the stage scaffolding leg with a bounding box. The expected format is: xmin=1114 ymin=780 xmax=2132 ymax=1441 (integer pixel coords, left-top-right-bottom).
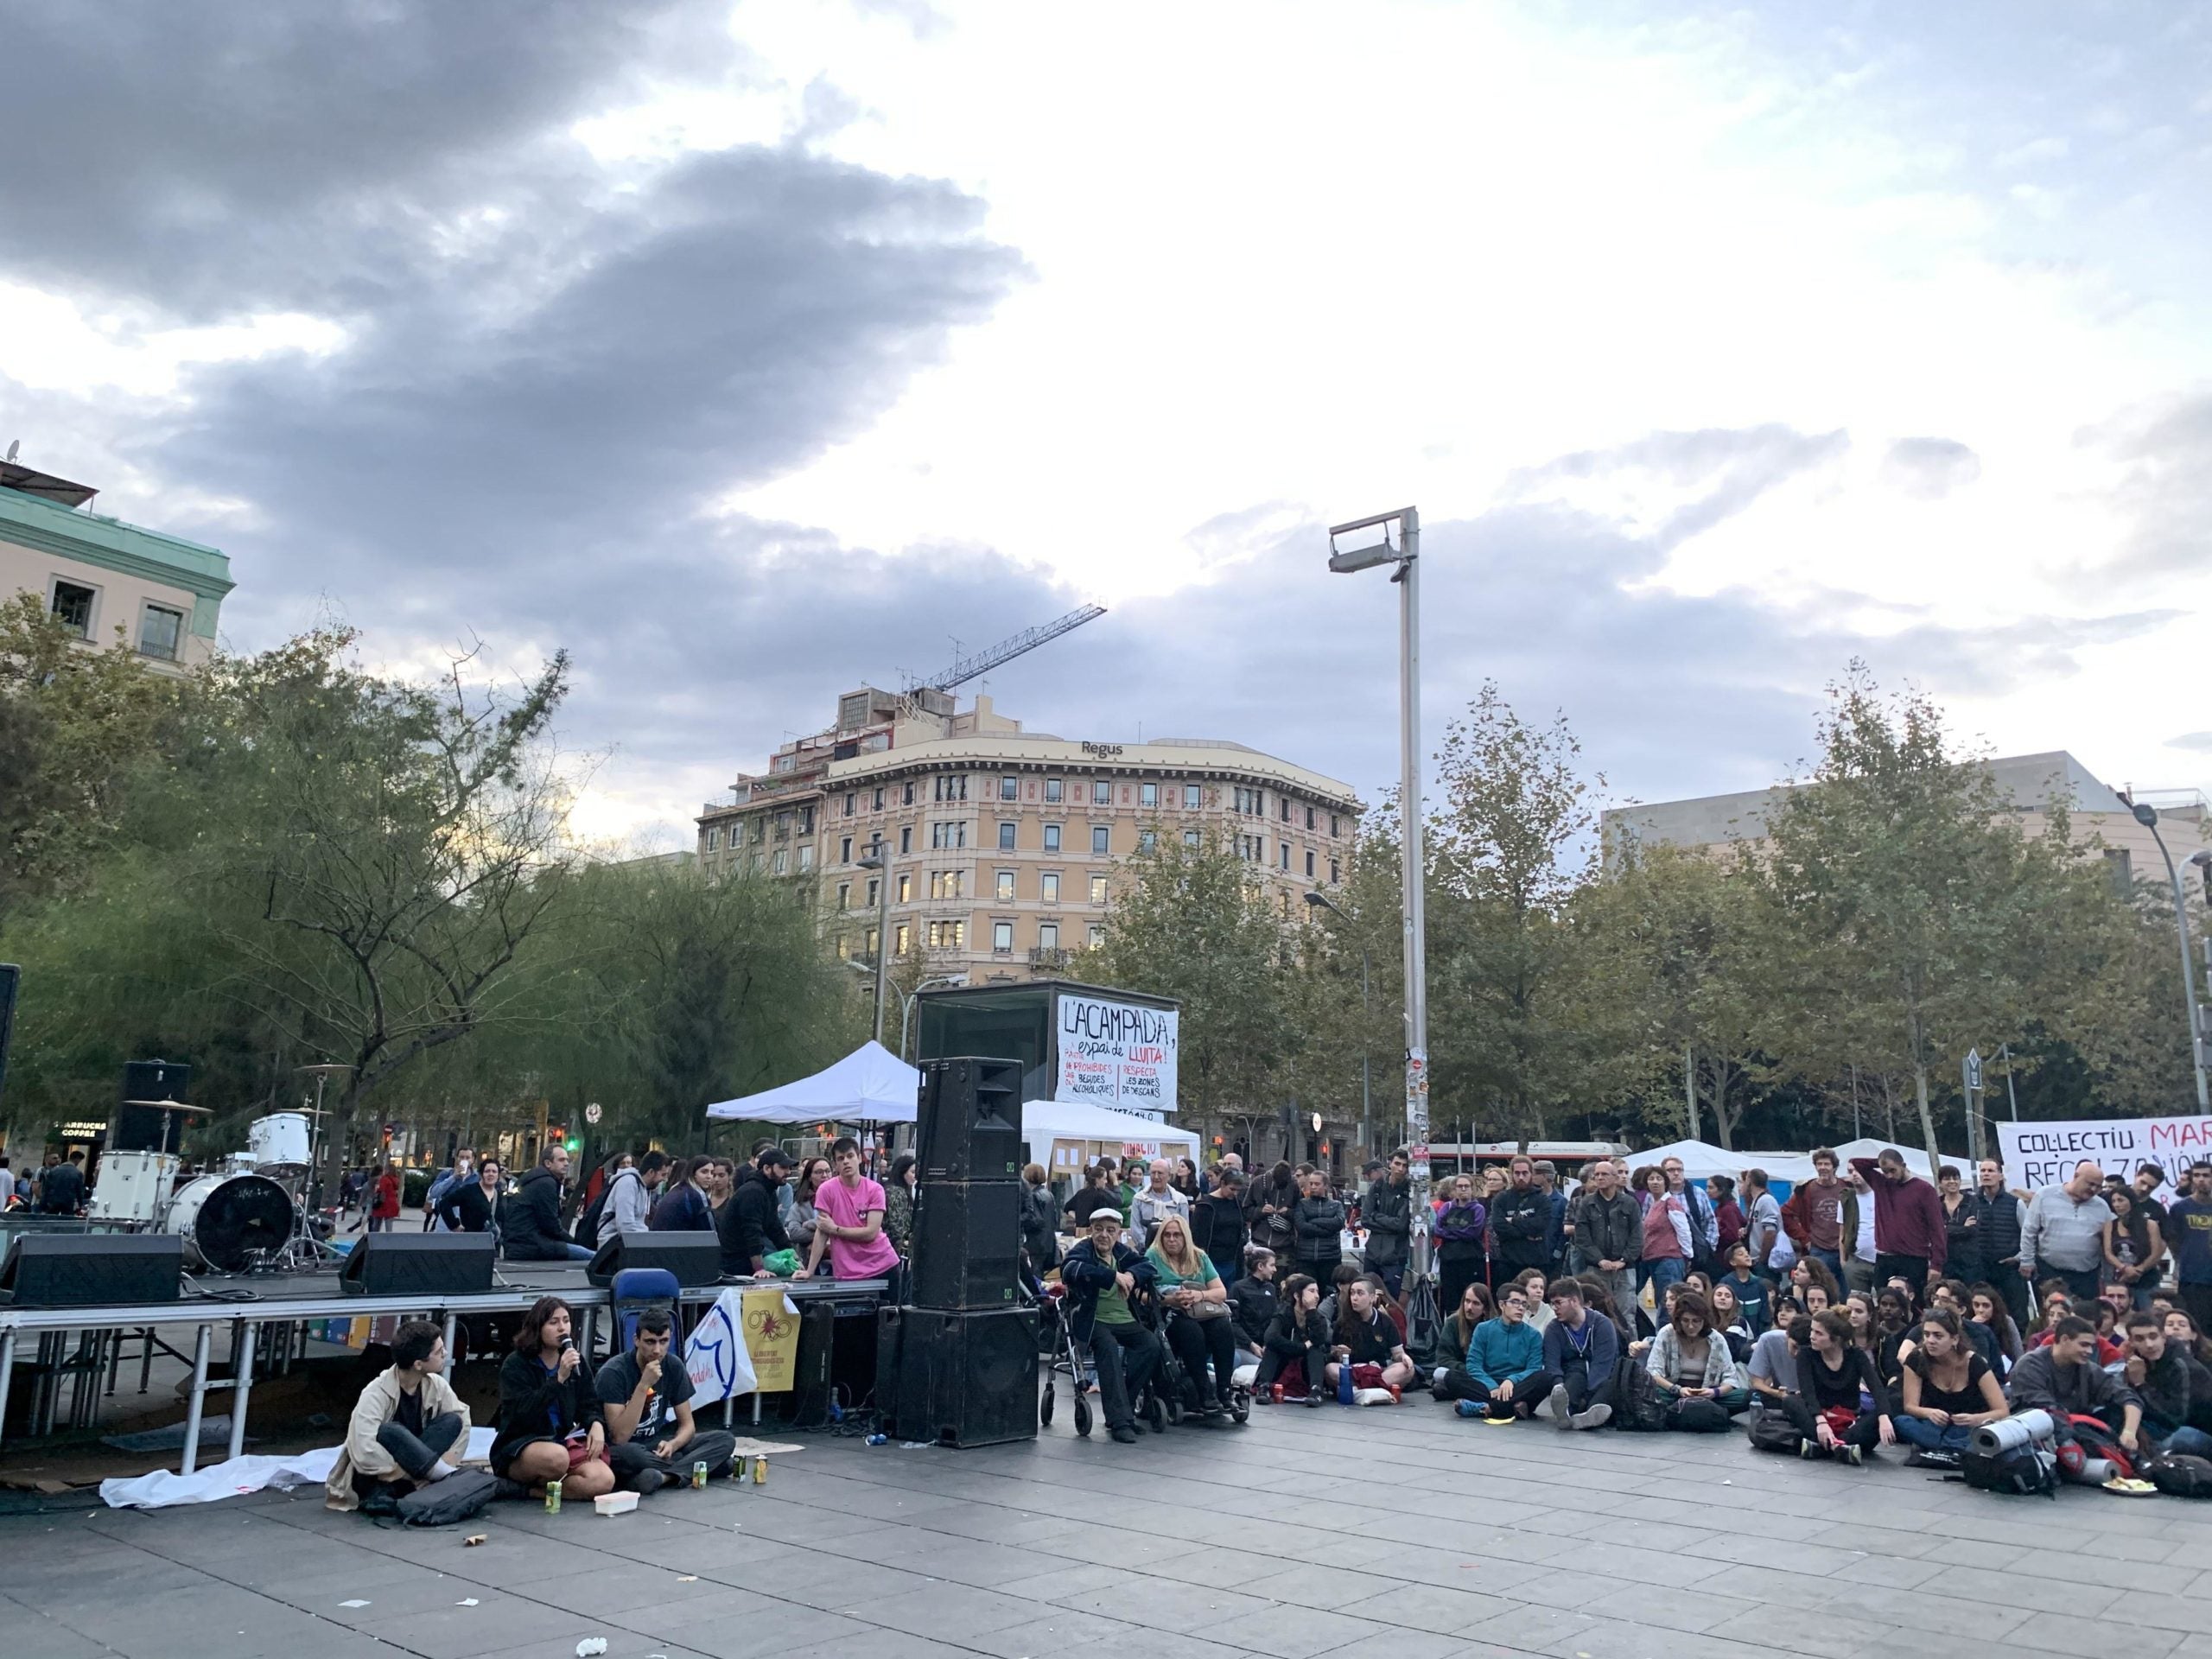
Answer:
xmin=226 ymin=1325 xmax=257 ymax=1463
xmin=181 ymin=1325 xmax=213 ymax=1477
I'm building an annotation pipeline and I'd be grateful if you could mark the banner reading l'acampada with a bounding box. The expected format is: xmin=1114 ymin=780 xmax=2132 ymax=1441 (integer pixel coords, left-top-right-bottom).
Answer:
xmin=1054 ymin=993 xmax=1178 ymax=1118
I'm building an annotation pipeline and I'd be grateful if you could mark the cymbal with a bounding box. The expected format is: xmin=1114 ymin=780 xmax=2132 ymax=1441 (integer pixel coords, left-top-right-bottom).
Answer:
xmin=124 ymin=1099 xmax=212 ymax=1113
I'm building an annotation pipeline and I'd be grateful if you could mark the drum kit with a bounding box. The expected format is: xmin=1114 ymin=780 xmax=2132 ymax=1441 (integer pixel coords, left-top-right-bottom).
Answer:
xmin=88 ymin=1103 xmax=335 ymax=1274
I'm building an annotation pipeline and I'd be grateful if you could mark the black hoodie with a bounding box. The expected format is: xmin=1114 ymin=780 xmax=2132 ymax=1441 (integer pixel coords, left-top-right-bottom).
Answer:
xmin=501 ymin=1165 xmax=573 ymax=1260
xmin=719 ymin=1163 xmax=790 ymax=1274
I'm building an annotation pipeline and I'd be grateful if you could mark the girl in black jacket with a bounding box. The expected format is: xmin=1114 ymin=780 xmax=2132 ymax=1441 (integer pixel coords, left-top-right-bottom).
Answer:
xmin=1255 ymin=1274 xmax=1331 ymax=1405
xmin=1788 ymin=1308 xmax=1896 ymax=1465
xmin=492 ymin=1296 xmax=614 ymax=1501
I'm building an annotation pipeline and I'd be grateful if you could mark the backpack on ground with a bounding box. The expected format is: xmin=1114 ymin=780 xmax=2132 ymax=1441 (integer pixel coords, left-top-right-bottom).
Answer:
xmin=1669 ymin=1396 xmax=1732 ymax=1433
xmin=2064 ymin=1414 xmax=2135 ymax=1482
xmin=394 ymin=1468 xmax=499 ymax=1527
xmin=1611 ymin=1363 xmax=1672 ymax=1433
xmin=1747 ymin=1408 xmax=1802 ymax=1455
xmin=1959 ymin=1440 xmax=2059 ymax=1497
xmin=2139 ymin=1453 xmax=2212 ymax=1498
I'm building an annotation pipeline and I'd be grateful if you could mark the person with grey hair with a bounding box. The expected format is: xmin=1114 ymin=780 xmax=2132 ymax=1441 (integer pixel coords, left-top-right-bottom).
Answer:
xmin=2021 ymin=1161 xmax=2117 ymax=1301
xmin=1128 ymin=1158 xmax=1191 ymax=1253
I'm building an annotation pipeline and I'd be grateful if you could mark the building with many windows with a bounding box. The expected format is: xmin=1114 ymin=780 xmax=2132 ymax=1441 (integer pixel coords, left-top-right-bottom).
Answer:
xmin=697 ymin=686 xmax=1362 ymax=983
xmin=0 ymin=455 xmax=234 ymax=672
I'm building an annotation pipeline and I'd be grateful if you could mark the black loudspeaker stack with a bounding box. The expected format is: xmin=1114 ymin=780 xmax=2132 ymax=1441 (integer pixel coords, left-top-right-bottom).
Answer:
xmin=0 ymin=1235 xmax=182 ymax=1306
xmin=585 ymin=1230 xmax=722 ymax=1288
xmin=340 ymin=1232 xmax=495 ymax=1296
xmin=887 ymin=1056 xmax=1036 ymax=1446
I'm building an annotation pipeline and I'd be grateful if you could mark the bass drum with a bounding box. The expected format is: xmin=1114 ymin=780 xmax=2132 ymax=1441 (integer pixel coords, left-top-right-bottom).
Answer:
xmin=167 ymin=1173 xmax=296 ymax=1272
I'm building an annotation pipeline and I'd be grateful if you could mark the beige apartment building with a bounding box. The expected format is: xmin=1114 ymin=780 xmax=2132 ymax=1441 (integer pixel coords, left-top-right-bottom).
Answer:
xmin=1603 ymin=750 xmax=2211 ymax=904
xmin=696 ymin=685 xmax=1363 ymax=983
xmin=0 ymin=454 xmax=233 ymax=671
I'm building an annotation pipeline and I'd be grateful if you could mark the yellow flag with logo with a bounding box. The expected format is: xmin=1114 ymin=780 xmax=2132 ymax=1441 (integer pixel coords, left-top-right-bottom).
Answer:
xmin=741 ymin=1288 xmax=802 ymax=1394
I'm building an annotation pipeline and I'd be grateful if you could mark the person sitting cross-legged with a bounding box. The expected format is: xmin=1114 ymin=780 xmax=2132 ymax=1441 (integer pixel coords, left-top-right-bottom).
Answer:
xmin=326 ymin=1319 xmax=472 ymax=1513
xmin=492 ymin=1296 xmax=617 ymax=1503
xmin=1789 ymin=1307 xmax=1896 ymax=1465
xmin=1059 ymin=1209 xmax=1164 ymax=1444
xmin=1894 ymin=1306 xmax=2008 ymax=1467
xmin=2121 ymin=1310 xmax=2212 ymax=1460
xmin=595 ymin=1308 xmax=737 ymax=1491
xmin=2005 ymin=1312 xmax=2143 ymax=1478
xmin=1538 ymin=1279 xmax=1617 ymax=1429
xmin=1456 ymin=1281 xmax=1558 ymax=1421
xmin=1644 ymin=1291 xmax=1750 ymax=1427
xmin=1255 ymin=1274 xmax=1332 ymax=1405
xmin=1326 ymin=1276 xmax=1414 ymax=1397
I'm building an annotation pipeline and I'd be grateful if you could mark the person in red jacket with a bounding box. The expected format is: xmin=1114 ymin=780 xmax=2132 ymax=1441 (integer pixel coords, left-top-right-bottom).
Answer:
xmin=368 ymin=1163 xmax=402 ymax=1233
xmin=1850 ymin=1150 xmax=1946 ymax=1291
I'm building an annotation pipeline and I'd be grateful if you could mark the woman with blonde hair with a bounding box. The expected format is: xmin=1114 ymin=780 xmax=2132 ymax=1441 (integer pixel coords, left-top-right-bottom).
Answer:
xmin=1147 ymin=1213 xmax=1239 ymax=1420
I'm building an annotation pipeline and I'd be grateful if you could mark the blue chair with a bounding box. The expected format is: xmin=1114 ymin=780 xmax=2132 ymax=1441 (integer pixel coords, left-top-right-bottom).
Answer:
xmin=610 ymin=1267 xmax=681 ymax=1350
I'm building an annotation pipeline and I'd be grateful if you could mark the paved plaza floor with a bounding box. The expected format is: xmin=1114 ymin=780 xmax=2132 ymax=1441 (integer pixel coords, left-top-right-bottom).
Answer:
xmin=4 ymin=1395 xmax=2211 ymax=1659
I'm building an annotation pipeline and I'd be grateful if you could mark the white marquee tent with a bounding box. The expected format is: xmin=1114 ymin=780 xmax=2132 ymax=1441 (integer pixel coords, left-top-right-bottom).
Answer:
xmin=704 ymin=1041 xmax=921 ymax=1125
xmin=1020 ymin=1099 xmax=1200 ymax=1166
xmin=1624 ymin=1139 xmax=1820 ymax=1186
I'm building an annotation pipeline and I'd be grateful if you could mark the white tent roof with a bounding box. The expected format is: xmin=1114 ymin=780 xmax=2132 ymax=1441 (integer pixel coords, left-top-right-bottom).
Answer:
xmin=1832 ymin=1137 xmax=1940 ymax=1180
xmin=705 ymin=1041 xmax=920 ymax=1125
xmin=1624 ymin=1140 xmax=1821 ymax=1185
xmin=1020 ymin=1100 xmax=1198 ymax=1159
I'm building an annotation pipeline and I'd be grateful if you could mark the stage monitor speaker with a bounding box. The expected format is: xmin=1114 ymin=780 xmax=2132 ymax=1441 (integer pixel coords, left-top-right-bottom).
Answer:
xmin=340 ymin=1232 xmax=495 ymax=1297
xmin=893 ymin=1306 xmax=1038 ymax=1447
xmin=915 ymin=1056 xmax=1023 ymax=1182
xmin=0 ymin=1234 xmax=182 ymax=1307
xmin=585 ymin=1230 xmax=723 ymax=1289
xmin=909 ymin=1179 xmax=1020 ymax=1310
xmin=777 ymin=1300 xmax=837 ymax=1427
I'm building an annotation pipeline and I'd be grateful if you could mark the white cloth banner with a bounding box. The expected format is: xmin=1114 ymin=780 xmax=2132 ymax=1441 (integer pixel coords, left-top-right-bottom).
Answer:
xmin=99 ymin=1427 xmax=496 ymax=1510
xmin=684 ymin=1285 xmax=766 ymax=1405
xmin=1996 ymin=1115 xmax=2212 ymax=1195
xmin=1055 ymin=994 xmax=1178 ymax=1116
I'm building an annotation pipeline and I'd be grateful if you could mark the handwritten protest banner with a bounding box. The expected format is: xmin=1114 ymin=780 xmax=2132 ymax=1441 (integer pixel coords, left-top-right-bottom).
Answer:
xmin=1055 ymin=993 xmax=1179 ymax=1116
xmin=1996 ymin=1114 xmax=2212 ymax=1196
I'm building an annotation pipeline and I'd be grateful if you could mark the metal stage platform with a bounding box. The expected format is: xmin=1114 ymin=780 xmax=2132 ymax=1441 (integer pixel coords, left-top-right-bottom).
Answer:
xmin=0 ymin=1262 xmax=887 ymax=1473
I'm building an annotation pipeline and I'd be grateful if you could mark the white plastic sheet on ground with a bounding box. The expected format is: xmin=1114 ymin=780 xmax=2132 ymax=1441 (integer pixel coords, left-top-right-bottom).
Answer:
xmin=99 ymin=1426 xmax=495 ymax=1510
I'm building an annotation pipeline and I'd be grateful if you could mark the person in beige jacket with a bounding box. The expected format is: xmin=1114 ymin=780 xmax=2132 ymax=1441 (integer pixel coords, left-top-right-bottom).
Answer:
xmin=326 ymin=1320 xmax=472 ymax=1512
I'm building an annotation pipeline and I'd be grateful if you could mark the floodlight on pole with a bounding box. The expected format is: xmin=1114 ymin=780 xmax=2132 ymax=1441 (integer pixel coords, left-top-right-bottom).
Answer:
xmin=1325 ymin=503 xmax=1433 ymax=1357
xmin=2129 ymin=799 xmax=2210 ymax=1110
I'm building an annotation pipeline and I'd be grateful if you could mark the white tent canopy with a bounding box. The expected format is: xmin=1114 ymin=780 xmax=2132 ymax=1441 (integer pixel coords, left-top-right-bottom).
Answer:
xmin=705 ymin=1041 xmax=921 ymax=1125
xmin=1832 ymin=1137 xmax=1939 ymax=1180
xmin=1020 ymin=1100 xmax=1199 ymax=1164
xmin=1624 ymin=1139 xmax=1821 ymax=1186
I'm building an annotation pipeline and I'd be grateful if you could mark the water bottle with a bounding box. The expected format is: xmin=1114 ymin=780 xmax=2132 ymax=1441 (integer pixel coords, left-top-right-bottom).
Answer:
xmin=1337 ymin=1361 xmax=1355 ymax=1406
xmin=866 ymin=1433 xmax=888 ymax=1446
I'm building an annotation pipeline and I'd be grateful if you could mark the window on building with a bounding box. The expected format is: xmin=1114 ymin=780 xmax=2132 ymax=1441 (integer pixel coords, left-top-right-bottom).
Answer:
xmin=704 ymin=826 xmax=719 ymax=850
xmin=750 ymin=818 xmax=766 ymax=844
xmin=138 ymin=604 xmax=184 ymax=661
xmin=772 ymin=849 xmax=789 ymax=875
xmin=899 ymin=826 xmax=913 ymax=854
xmin=1087 ymin=924 xmax=1106 ymax=948
xmin=1000 ymin=776 xmax=1019 ymax=801
xmin=798 ymin=804 xmax=815 ymax=835
xmin=1330 ymin=814 xmax=1340 ymax=837
xmin=1281 ymin=798 xmax=1292 ymax=823
xmin=844 ymin=792 xmax=856 ymax=815
xmin=836 ymin=934 xmax=851 ymax=960
xmin=1045 ymin=778 xmax=1063 ymax=803
xmin=897 ymin=873 xmax=913 ymax=903
xmin=1090 ymin=825 xmax=1109 ymax=855
xmin=797 ymin=844 xmax=814 ymax=872
xmin=1184 ymin=829 xmax=1201 ymax=848
xmin=1090 ymin=874 xmax=1109 ymax=906
xmin=894 ymin=923 xmax=912 ymax=954
xmin=929 ymin=870 xmax=967 ymax=900
xmin=930 ymin=821 xmax=968 ymax=849
xmin=1185 ymin=784 xmax=1202 ymax=810
xmin=866 ymin=926 xmax=880 ymax=958
xmin=1280 ymin=842 xmax=1291 ymax=870
xmin=1305 ymin=848 xmax=1316 ymax=878
xmin=873 ymin=788 xmax=885 ymax=811
xmin=1139 ymin=830 xmax=1156 ymax=854
xmin=995 ymin=870 xmax=1015 ymax=901
xmin=836 ymin=881 xmax=851 ymax=910
xmin=1040 ymin=871 xmax=1060 ymax=903
xmin=1140 ymin=782 xmax=1157 ymax=808
xmin=903 ymin=781 xmax=916 ymax=805
xmin=1038 ymin=921 xmax=1059 ymax=950
xmin=1092 ymin=779 xmax=1111 ymax=805
xmin=49 ymin=580 xmax=96 ymax=637
xmin=1306 ymin=806 xmax=1317 ymax=830
xmin=774 ymin=811 xmax=792 ymax=841
xmin=839 ymin=836 xmax=853 ymax=863
xmin=927 ymin=919 xmax=966 ymax=950
xmin=865 ymin=879 xmax=880 ymax=908
xmin=934 ymin=774 xmax=968 ymax=802
xmin=993 ymin=920 xmax=1014 ymax=954
xmin=1330 ymin=858 xmax=1341 ymax=884
xmin=1043 ymin=823 xmax=1061 ymax=853
xmin=998 ymin=821 xmax=1016 ymax=850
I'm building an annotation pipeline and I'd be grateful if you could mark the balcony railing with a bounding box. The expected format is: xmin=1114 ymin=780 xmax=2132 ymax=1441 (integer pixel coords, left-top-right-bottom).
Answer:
xmin=1028 ymin=947 xmax=1071 ymax=971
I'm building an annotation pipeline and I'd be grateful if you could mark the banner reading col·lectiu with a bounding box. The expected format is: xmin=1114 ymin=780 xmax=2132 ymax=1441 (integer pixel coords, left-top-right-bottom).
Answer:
xmin=1997 ymin=1115 xmax=2212 ymax=1196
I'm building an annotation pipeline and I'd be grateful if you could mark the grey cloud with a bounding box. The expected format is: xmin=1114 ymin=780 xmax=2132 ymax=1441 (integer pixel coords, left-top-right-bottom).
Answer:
xmin=1881 ymin=436 xmax=1981 ymax=499
xmin=2170 ymin=733 xmax=2212 ymax=753
xmin=2094 ymin=394 xmax=2212 ymax=580
xmin=1514 ymin=424 xmax=1850 ymax=551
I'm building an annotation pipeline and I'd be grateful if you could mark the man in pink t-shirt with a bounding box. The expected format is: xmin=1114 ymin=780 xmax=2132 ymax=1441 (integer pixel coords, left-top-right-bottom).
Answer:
xmin=808 ymin=1137 xmax=903 ymax=1281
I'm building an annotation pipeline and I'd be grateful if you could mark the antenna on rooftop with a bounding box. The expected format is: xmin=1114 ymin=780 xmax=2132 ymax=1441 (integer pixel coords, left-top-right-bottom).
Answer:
xmin=3 ymin=441 xmax=18 ymax=464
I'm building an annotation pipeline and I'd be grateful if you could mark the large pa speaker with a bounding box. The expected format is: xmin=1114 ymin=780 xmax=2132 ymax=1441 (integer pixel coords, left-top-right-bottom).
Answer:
xmin=893 ymin=1306 xmax=1038 ymax=1447
xmin=910 ymin=1179 xmax=1021 ymax=1309
xmin=112 ymin=1058 xmax=195 ymax=1154
xmin=586 ymin=1230 xmax=722 ymax=1288
xmin=340 ymin=1232 xmax=495 ymax=1297
xmin=0 ymin=1234 xmax=182 ymax=1306
xmin=915 ymin=1056 xmax=1023 ymax=1182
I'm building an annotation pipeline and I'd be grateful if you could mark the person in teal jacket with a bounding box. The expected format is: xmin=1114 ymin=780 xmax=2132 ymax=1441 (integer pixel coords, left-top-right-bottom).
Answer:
xmin=1457 ymin=1282 xmax=1560 ymax=1421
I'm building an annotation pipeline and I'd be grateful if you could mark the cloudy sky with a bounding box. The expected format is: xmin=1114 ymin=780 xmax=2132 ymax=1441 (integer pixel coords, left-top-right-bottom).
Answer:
xmin=4 ymin=1 xmax=2209 ymax=844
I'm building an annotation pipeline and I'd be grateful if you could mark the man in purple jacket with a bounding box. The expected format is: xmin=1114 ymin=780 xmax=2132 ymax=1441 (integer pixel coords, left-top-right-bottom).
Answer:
xmin=1851 ymin=1149 xmax=1948 ymax=1290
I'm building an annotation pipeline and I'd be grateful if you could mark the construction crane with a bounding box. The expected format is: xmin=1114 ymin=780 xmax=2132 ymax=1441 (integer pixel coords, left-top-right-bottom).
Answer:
xmin=904 ymin=603 xmax=1106 ymax=694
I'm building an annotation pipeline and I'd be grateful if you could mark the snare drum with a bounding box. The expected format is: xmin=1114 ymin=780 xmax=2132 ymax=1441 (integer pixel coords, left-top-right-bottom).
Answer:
xmin=247 ymin=1112 xmax=313 ymax=1176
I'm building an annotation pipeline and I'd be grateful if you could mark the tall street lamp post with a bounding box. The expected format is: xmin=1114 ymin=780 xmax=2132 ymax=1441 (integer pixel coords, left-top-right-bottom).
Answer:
xmin=1326 ymin=505 xmax=1433 ymax=1354
xmin=1304 ymin=891 xmax=1372 ymax=1159
xmin=2130 ymin=800 xmax=2212 ymax=1111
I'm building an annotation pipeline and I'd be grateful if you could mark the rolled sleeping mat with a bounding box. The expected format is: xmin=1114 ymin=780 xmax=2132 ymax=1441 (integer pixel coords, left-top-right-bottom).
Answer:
xmin=1972 ymin=1408 xmax=2056 ymax=1455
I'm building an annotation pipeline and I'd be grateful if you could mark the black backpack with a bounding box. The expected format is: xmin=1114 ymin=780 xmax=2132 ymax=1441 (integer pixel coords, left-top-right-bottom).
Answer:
xmin=1747 ymin=1408 xmax=1802 ymax=1455
xmin=574 ymin=1169 xmax=626 ymax=1249
xmin=2141 ymin=1453 xmax=2212 ymax=1498
xmin=1959 ymin=1441 xmax=2058 ymax=1497
xmin=394 ymin=1468 xmax=500 ymax=1527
